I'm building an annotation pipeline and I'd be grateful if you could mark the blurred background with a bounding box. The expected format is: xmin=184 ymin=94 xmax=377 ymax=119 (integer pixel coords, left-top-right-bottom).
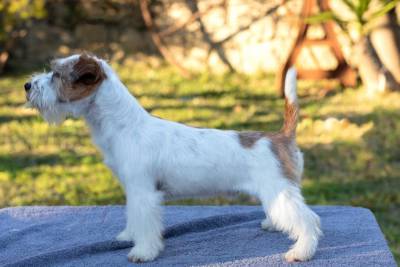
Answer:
xmin=0 ymin=0 xmax=399 ymax=262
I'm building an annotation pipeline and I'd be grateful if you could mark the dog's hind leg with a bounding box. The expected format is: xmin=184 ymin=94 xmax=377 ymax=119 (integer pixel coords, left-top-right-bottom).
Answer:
xmin=259 ymin=181 xmax=321 ymax=262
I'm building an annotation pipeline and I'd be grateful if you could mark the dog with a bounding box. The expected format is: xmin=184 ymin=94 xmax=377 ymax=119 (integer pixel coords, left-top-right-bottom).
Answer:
xmin=25 ymin=54 xmax=321 ymax=263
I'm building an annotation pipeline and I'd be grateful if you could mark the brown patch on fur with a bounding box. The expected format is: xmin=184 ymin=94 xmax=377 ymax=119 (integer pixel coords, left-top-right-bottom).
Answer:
xmin=238 ymin=131 xmax=300 ymax=183
xmin=52 ymin=54 xmax=106 ymax=102
xmin=68 ymin=55 xmax=106 ymax=101
xmin=238 ymin=131 xmax=265 ymax=148
xmin=282 ymin=99 xmax=298 ymax=138
xmin=267 ymin=132 xmax=300 ymax=183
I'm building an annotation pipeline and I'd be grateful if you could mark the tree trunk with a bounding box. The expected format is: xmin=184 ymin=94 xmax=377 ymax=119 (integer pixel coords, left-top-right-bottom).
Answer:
xmin=355 ymin=36 xmax=399 ymax=94
xmin=370 ymin=9 xmax=400 ymax=89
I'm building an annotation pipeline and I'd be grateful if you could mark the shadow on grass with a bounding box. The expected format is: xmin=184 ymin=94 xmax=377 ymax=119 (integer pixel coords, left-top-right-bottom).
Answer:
xmin=146 ymin=103 xmax=235 ymax=114
xmin=0 ymin=152 xmax=100 ymax=176
xmin=0 ymin=114 xmax=38 ymax=124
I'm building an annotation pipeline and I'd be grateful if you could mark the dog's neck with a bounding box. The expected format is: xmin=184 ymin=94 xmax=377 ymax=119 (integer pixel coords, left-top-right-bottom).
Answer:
xmin=83 ymin=67 xmax=149 ymax=138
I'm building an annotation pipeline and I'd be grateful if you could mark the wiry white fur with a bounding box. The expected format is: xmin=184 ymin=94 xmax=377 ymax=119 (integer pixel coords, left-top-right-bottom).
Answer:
xmin=27 ymin=72 xmax=67 ymax=124
xmin=27 ymin=55 xmax=321 ymax=263
xmin=285 ymin=67 xmax=297 ymax=104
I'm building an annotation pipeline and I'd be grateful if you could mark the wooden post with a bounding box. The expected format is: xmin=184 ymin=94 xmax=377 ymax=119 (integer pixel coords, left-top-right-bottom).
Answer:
xmin=276 ymin=0 xmax=357 ymax=96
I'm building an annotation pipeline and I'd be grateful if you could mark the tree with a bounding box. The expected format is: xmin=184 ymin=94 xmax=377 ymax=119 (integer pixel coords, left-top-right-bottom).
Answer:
xmin=0 ymin=0 xmax=46 ymax=73
xmin=309 ymin=0 xmax=400 ymax=93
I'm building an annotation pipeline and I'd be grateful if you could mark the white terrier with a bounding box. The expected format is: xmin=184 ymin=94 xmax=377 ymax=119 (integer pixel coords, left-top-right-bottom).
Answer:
xmin=25 ymin=54 xmax=321 ymax=263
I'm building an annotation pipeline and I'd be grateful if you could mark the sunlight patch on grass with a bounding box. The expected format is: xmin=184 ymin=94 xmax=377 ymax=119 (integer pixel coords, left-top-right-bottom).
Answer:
xmin=298 ymin=117 xmax=374 ymax=145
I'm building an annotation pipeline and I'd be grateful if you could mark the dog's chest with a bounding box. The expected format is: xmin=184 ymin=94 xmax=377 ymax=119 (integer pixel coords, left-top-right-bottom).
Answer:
xmin=92 ymin=131 xmax=120 ymax=174
xmin=100 ymin=143 xmax=126 ymax=185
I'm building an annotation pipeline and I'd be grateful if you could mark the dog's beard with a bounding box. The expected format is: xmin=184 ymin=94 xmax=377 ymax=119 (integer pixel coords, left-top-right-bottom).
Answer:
xmin=39 ymin=105 xmax=67 ymax=125
xmin=27 ymin=101 xmax=66 ymax=125
xmin=27 ymin=89 xmax=67 ymax=125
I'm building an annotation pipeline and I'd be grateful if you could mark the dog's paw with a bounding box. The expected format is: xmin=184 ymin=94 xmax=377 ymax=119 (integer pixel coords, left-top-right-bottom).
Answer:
xmin=127 ymin=243 xmax=163 ymax=263
xmin=116 ymin=229 xmax=133 ymax=242
xmin=284 ymin=248 xmax=312 ymax=263
xmin=261 ymin=218 xmax=276 ymax=232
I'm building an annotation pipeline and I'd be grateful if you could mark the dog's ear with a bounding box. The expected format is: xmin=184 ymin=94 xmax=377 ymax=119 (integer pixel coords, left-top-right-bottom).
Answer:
xmin=62 ymin=54 xmax=106 ymax=101
xmin=72 ymin=55 xmax=104 ymax=85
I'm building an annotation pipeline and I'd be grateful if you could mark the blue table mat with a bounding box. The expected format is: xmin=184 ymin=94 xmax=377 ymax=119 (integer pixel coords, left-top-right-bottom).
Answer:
xmin=0 ymin=205 xmax=396 ymax=266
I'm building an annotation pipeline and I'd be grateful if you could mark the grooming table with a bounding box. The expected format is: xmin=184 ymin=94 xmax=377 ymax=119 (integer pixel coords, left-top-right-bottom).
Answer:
xmin=0 ymin=206 xmax=396 ymax=266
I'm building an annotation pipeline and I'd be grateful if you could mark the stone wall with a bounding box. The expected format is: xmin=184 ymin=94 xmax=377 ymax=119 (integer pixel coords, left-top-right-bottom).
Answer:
xmin=8 ymin=0 xmax=157 ymax=71
xmin=158 ymin=0 xmax=355 ymax=73
xmin=7 ymin=0 xmax=379 ymax=73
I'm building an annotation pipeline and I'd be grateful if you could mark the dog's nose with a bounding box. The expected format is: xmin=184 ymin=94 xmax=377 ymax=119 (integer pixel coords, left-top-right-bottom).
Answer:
xmin=24 ymin=82 xmax=31 ymax=92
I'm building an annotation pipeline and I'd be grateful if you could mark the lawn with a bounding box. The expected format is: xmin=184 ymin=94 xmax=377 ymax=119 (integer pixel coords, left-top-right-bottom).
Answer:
xmin=0 ymin=59 xmax=399 ymax=262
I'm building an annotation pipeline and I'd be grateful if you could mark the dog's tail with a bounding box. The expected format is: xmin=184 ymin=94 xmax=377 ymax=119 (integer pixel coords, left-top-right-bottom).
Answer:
xmin=281 ymin=67 xmax=299 ymax=138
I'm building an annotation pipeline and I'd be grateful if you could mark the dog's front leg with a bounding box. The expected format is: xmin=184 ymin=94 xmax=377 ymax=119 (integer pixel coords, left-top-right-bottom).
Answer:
xmin=124 ymin=183 xmax=164 ymax=263
xmin=115 ymin=179 xmax=132 ymax=242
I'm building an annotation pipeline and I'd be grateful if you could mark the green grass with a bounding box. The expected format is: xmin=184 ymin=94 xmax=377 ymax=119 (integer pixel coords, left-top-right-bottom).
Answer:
xmin=0 ymin=60 xmax=399 ymax=263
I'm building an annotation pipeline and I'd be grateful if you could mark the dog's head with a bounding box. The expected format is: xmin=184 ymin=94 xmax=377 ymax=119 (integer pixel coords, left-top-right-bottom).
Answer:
xmin=25 ymin=54 xmax=106 ymax=124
